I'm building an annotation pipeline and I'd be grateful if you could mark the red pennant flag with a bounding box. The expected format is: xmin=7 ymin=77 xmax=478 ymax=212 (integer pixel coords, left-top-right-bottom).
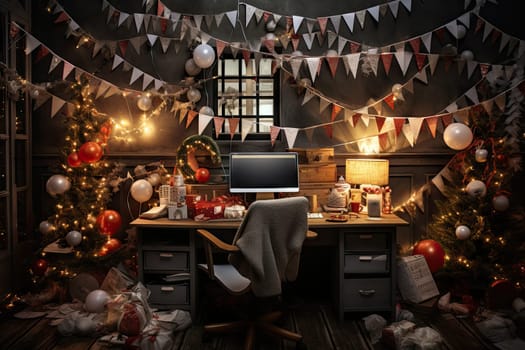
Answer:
xmin=318 ymin=17 xmax=328 ymax=35
xmin=443 ymin=57 xmax=453 ymax=72
xmin=263 ymin=12 xmax=271 ymax=22
xmin=480 ymin=63 xmax=490 ymax=77
xmin=394 ymin=118 xmax=405 ymax=136
xmin=119 ymin=40 xmax=128 ymax=56
xmin=331 ymin=105 xmax=342 ymax=121
xmin=381 ymin=54 xmax=393 ymax=75
xmin=415 ymin=54 xmax=426 ymax=71
xmin=352 ymin=113 xmax=361 ymax=127
xmin=475 ymin=18 xmax=484 ymax=33
xmin=441 ymin=113 xmax=453 ymax=127
xmin=216 ymin=40 xmax=226 ymax=57
xmin=324 ymin=125 xmax=333 ymax=138
xmin=213 ymin=117 xmax=225 ymax=138
xmin=291 ymin=35 xmax=300 ymax=51
xmin=426 ymin=116 xmax=439 ymax=138
xmin=228 ymin=118 xmax=239 ymax=139
xmin=434 ymin=28 xmax=446 ymax=43
xmin=241 ymin=49 xmax=251 ymax=66
xmin=376 ymin=117 xmax=386 ymax=133
xmin=326 ymin=57 xmax=339 ymax=77
xmin=378 ymin=132 xmax=389 ymax=151
xmin=350 ymin=42 xmax=361 ymax=53
xmin=286 ymin=17 xmax=293 ymax=32
xmin=384 ymin=94 xmax=395 ymax=110
xmin=54 ymin=12 xmax=69 ymax=24
xmin=186 ymin=110 xmax=198 ymax=128
xmin=491 ymin=30 xmax=502 ymax=44
xmin=409 ymin=38 xmax=421 ymax=53
xmin=159 ymin=18 xmax=168 ymax=34
xmin=270 ymin=126 xmax=281 ymax=146
xmin=157 ymin=1 xmax=165 ymax=16
xmin=35 ymin=46 xmax=50 ymax=63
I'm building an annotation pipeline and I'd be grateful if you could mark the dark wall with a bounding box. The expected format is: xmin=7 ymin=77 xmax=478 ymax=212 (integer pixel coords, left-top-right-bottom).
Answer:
xmin=29 ymin=0 xmax=525 ymax=250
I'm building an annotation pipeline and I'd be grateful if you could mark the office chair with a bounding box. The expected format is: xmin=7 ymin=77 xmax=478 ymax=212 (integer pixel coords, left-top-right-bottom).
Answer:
xmin=196 ymin=196 xmax=316 ymax=350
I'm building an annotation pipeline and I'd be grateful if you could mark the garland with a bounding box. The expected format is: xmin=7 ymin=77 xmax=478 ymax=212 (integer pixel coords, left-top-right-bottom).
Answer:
xmin=176 ymin=135 xmax=221 ymax=182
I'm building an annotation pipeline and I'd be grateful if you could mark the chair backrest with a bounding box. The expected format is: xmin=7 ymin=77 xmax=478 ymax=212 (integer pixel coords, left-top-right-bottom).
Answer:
xmin=229 ymin=196 xmax=309 ymax=297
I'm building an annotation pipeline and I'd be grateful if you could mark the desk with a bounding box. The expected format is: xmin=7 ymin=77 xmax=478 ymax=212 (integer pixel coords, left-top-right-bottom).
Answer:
xmin=131 ymin=213 xmax=408 ymax=321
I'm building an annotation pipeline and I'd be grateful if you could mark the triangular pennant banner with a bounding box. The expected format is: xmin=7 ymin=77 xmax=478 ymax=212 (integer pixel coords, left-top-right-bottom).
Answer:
xmin=408 ymin=117 xmax=424 ymax=144
xmin=213 ymin=117 xmax=225 ymax=138
xmin=343 ymin=53 xmax=360 ymax=78
xmin=228 ymin=118 xmax=239 ymax=138
xmin=186 ymin=110 xmax=198 ymax=128
xmin=342 ymin=13 xmax=355 ymax=32
xmin=198 ymin=114 xmax=213 ymax=134
xmin=376 ymin=117 xmax=386 ymax=133
xmin=381 ymin=54 xmax=393 ymax=75
xmin=326 ymin=56 xmax=339 ymax=77
xmin=62 ymin=61 xmax=75 ymax=79
xmin=302 ymin=89 xmax=315 ymax=105
xmin=241 ymin=120 xmax=253 ymax=142
xmin=129 ymin=67 xmax=143 ymax=85
xmin=283 ymin=128 xmax=299 ymax=148
xmin=426 ymin=116 xmax=439 ymax=138
xmin=305 ymin=57 xmax=321 ymax=82
xmin=25 ymin=33 xmax=40 ymax=55
xmin=51 ymin=96 xmax=66 ymax=118
xmin=394 ymin=118 xmax=405 ymax=136
xmin=270 ymin=126 xmax=281 ymax=146
xmin=319 ymin=98 xmax=331 ymax=114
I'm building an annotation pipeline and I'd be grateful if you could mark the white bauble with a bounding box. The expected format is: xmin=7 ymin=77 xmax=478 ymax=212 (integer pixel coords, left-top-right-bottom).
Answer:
xmin=493 ymin=195 xmax=510 ymax=212
xmin=137 ymin=95 xmax=152 ymax=111
xmin=199 ymin=106 xmax=214 ymax=116
xmin=325 ymin=49 xmax=338 ymax=57
xmin=455 ymin=225 xmax=471 ymax=240
xmin=460 ymin=50 xmax=474 ymax=61
xmin=443 ymin=123 xmax=473 ymax=150
xmin=46 ymin=175 xmax=71 ymax=196
xmin=39 ymin=220 xmax=55 ymax=234
xmin=66 ymin=230 xmax=82 ymax=246
xmin=146 ymin=173 xmax=161 ymax=187
xmin=457 ymin=25 xmax=467 ymax=39
xmin=475 ymin=148 xmax=488 ymax=163
xmin=130 ymin=179 xmax=153 ymax=203
xmin=466 ymin=180 xmax=487 ymax=197
xmin=186 ymin=88 xmax=201 ymax=103
xmin=184 ymin=58 xmax=202 ymax=76
xmin=193 ymin=44 xmax=216 ymax=69
xmin=84 ymin=289 xmax=110 ymax=313
xmin=264 ymin=32 xmax=276 ymax=41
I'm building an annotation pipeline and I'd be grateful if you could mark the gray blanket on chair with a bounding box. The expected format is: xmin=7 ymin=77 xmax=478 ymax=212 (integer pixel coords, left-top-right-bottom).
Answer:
xmin=229 ymin=196 xmax=309 ymax=297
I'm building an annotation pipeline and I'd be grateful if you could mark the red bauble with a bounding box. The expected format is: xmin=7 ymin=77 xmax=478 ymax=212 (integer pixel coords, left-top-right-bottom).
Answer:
xmin=67 ymin=152 xmax=82 ymax=167
xmin=100 ymin=238 xmax=121 ymax=256
xmin=100 ymin=121 xmax=112 ymax=137
xmin=412 ymin=239 xmax=445 ymax=273
xmin=97 ymin=210 xmax=122 ymax=236
xmin=487 ymin=279 xmax=516 ymax=310
xmin=78 ymin=141 xmax=103 ymax=164
xmin=195 ymin=167 xmax=210 ymax=183
xmin=32 ymin=258 xmax=48 ymax=276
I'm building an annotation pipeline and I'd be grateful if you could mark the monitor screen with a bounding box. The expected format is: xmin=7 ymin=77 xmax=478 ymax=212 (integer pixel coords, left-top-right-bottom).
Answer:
xmin=229 ymin=152 xmax=300 ymax=193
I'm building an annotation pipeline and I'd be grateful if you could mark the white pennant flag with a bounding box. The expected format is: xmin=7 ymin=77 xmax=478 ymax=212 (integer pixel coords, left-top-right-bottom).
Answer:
xmin=499 ymin=33 xmax=510 ymax=53
xmin=49 ymin=56 xmax=61 ymax=73
xmin=25 ymin=33 xmax=40 ymax=55
xmin=245 ymin=4 xmax=256 ymax=26
xmin=319 ymin=98 xmax=331 ymax=113
xmin=154 ymin=79 xmax=163 ymax=91
xmin=343 ymin=53 xmax=360 ymax=78
xmin=465 ymin=86 xmax=479 ymax=105
xmin=193 ymin=15 xmax=203 ymax=29
xmin=400 ymin=0 xmax=412 ymax=12
xmin=368 ymin=6 xmax=380 ymax=22
xmin=225 ymin=10 xmax=237 ymax=28
xmin=337 ymin=37 xmax=347 ymax=54
xmin=306 ymin=19 xmax=315 ymax=34
xmin=51 ymin=96 xmax=66 ymax=118
xmin=147 ymin=34 xmax=158 ymax=46
xmin=302 ymin=89 xmax=316 ymax=105
xmin=445 ymin=102 xmax=458 ymax=113
xmin=458 ymin=13 xmax=470 ymax=28
xmin=408 ymin=117 xmax=424 ymax=144
xmin=96 ymin=81 xmax=110 ymax=99
xmin=290 ymin=58 xmax=303 ymax=79
xmin=305 ymin=57 xmax=321 ymax=82
xmin=342 ymin=13 xmax=355 ymax=32
xmin=112 ymin=55 xmax=124 ymax=70
xmin=361 ymin=114 xmax=370 ymax=127
xmin=159 ymin=37 xmax=171 ymax=53
xmin=367 ymin=54 xmax=380 ymax=76
xmin=356 ymin=10 xmax=366 ymax=29
xmin=402 ymin=123 xmax=415 ymax=147
xmin=327 ymin=32 xmax=337 ymax=48
xmin=118 ymin=12 xmax=130 ymax=27
xmin=394 ymin=50 xmax=412 ymax=76
xmin=142 ymin=73 xmax=154 ymax=90
xmin=421 ymin=32 xmax=432 ymax=52
xmin=302 ymin=33 xmax=315 ymax=50
xmin=62 ymin=61 xmax=75 ymax=79
xmin=241 ymin=120 xmax=253 ymax=142
xmin=129 ymin=67 xmax=143 ymax=85
xmin=428 ymin=54 xmax=439 ymax=75
xmin=445 ymin=21 xmax=458 ymax=39
xmin=414 ymin=69 xmax=428 ymax=84
xmin=104 ymin=86 xmax=120 ymax=98
xmin=330 ymin=15 xmax=341 ymax=33
xmin=388 ymin=1 xmax=400 ymax=18
xmin=482 ymin=21 xmax=493 ymax=42
xmin=198 ymin=115 xmax=213 ymax=135
xmin=283 ymin=128 xmax=299 ymax=148
xmin=92 ymin=41 xmax=105 ymax=57
xmin=214 ymin=13 xmax=224 ymax=27
xmin=293 ymin=15 xmax=304 ymax=33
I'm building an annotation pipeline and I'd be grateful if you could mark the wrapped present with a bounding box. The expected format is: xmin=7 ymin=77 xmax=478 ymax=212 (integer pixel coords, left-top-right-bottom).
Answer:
xmin=185 ymin=194 xmax=202 ymax=219
xmin=382 ymin=320 xmax=416 ymax=349
xmin=194 ymin=200 xmax=226 ymax=220
xmin=399 ymin=327 xmax=443 ymax=350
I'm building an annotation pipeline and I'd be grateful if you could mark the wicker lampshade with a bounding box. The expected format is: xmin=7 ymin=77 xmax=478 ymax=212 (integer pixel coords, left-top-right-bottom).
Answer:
xmin=345 ymin=159 xmax=389 ymax=186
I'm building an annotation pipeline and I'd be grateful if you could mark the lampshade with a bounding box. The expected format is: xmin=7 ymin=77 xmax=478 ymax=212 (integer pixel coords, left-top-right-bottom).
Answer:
xmin=346 ymin=159 xmax=390 ymax=186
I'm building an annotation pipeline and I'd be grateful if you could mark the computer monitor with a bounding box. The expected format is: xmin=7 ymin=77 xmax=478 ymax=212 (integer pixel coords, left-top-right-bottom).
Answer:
xmin=228 ymin=152 xmax=300 ymax=194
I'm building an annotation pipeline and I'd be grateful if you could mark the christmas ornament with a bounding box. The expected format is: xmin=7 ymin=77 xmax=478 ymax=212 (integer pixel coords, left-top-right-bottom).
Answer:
xmin=392 ymin=83 xmax=404 ymax=101
xmin=74 ymin=316 xmax=97 ymax=335
xmin=195 ymin=168 xmax=210 ymax=183
xmin=146 ymin=173 xmax=161 ymax=187
xmin=193 ymin=43 xmax=216 ymax=69
xmin=466 ymin=179 xmax=487 ymax=197
xmin=475 ymin=148 xmax=488 ymax=163
xmin=184 ymin=58 xmax=202 ymax=76
xmin=443 ymin=123 xmax=473 ymax=150
xmin=66 ymin=230 xmax=82 ymax=246
xmin=457 ymin=25 xmax=467 ymax=39
xmin=493 ymin=194 xmax=510 ymax=212
xmin=186 ymin=87 xmax=201 ymax=103
xmin=100 ymin=238 xmax=121 ymax=256
xmin=496 ymin=153 xmax=508 ymax=167
xmin=78 ymin=141 xmax=103 ymax=164
xmin=84 ymin=289 xmax=110 ymax=313
xmin=455 ymin=225 xmax=471 ymax=240
xmin=199 ymin=106 xmax=214 ymax=116
xmin=176 ymin=134 xmax=221 ymax=182
xmin=412 ymin=239 xmax=445 ymax=273
xmin=137 ymin=95 xmax=152 ymax=111
xmin=67 ymin=152 xmax=82 ymax=167
xmin=460 ymin=50 xmax=474 ymax=61
xmin=264 ymin=32 xmax=276 ymax=41
xmin=46 ymin=174 xmax=71 ymax=196
xmin=97 ymin=210 xmax=122 ymax=236
xmin=39 ymin=220 xmax=54 ymax=234
xmin=32 ymin=258 xmax=48 ymax=276
xmin=130 ymin=179 xmax=153 ymax=203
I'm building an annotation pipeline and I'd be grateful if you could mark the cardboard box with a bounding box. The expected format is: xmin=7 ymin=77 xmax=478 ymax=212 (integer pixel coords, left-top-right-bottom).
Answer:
xmin=289 ymin=148 xmax=334 ymax=164
xmin=397 ymin=255 xmax=439 ymax=303
xmin=298 ymin=163 xmax=337 ymax=183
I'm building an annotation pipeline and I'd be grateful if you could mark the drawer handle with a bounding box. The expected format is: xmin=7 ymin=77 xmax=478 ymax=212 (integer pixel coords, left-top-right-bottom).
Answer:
xmin=359 ymin=256 xmax=373 ymax=262
xmin=359 ymin=234 xmax=373 ymax=240
xmin=160 ymin=286 xmax=175 ymax=292
xmin=359 ymin=289 xmax=376 ymax=296
xmin=159 ymin=253 xmax=174 ymax=258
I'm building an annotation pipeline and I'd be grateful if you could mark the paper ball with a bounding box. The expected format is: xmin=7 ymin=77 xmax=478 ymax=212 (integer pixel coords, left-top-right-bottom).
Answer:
xmin=186 ymin=87 xmax=201 ymax=103
xmin=78 ymin=141 xmax=103 ymax=163
xmin=475 ymin=148 xmax=488 ymax=163
xmin=195 ymin=168 xmax=210 ymax=184
xmin=130 ymin=179 xmax=153 ymax=203
xmin=184 ymin=58 xmax=202 ymax=76
xmin=66 ymin=230 xmax=82 ymax=246
xmin=460 ymin=50 xmax=474 ymax=61
xmin=97 ymin=210 xmax=122 ymax=236
xmin=193 ymin=43 xmax=216 ymax=69
xmin=493 ymin=195 xmax=510 ymax=212
xmin=137 ymin=95 xmax=152 ymax=111
xmin=46 ymin=174 xmax=71 ymax=196
xmin=67 ymin=152 xmax=82 ymax=167
xmin=443 ymin=123 xmax=473 ymax=150
xmin=199 ymin=106 xmax=214 ymax=116
xmin=466 ymin=179 xmax=487 ymax=197
xmin=84 ymin=289 xmax=110 ymax=313
xmin=39 ymin=220 xmax=55 ymax=234
xmin=412 ymin=239 xmax=445 ymax=273
xmin=75 ymin=316 xmax=97 ymax=335
xmin=455 ymin=225 xmax=471 ymax=240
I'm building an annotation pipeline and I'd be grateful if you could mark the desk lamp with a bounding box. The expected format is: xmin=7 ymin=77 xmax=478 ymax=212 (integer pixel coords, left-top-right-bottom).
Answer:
xmin=345 ymin=159 xmax=389 ymax=217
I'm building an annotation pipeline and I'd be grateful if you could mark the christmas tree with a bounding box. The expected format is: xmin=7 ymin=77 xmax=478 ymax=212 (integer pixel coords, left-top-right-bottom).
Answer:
xmin=427 ymin=66 xmax=525 ymax=291
xmin=32 ymin=77 xmax=130 ymax=294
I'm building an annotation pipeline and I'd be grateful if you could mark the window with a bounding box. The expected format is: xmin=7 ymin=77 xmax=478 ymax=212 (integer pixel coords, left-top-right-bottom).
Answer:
xmin=215 ymin=56 xmax=279 ymax=140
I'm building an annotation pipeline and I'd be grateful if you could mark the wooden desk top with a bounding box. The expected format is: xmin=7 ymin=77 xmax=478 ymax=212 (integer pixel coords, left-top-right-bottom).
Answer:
xmin=130 ymin=213 xmax=408 ymax=230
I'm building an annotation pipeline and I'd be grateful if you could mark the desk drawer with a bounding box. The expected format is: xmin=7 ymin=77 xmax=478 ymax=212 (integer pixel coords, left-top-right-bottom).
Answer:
xmin=344 ymin=233 xmax=387 ymax=250
xmin=344 ymin=254 xmax=389 ymax=274
xmin=343 ymin=278 xmax=390 ymax=308
xmin=147 ymin=283 xmax=189 ymax=306
xmin=143 ymin=251 xmax=189 ymax=271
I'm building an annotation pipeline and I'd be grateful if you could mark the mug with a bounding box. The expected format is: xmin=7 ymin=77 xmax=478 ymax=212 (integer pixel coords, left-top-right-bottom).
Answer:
xmin=350 ymin=201 xmax=363 ymax=213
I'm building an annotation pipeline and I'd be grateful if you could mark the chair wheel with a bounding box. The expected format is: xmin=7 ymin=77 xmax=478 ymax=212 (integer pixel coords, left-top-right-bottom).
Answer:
xmin=296 ymin=340 xmax=307 ymax=350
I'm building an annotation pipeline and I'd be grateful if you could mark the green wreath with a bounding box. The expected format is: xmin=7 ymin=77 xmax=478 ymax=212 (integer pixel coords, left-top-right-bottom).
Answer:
xmin=176 ymin=135 xmax=221 ymax=182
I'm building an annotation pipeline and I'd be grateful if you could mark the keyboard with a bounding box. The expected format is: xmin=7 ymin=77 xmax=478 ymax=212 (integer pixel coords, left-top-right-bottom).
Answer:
xmin=208 ymin=217 xmax=244 ymax=222
xmin=307 ymin=212 xmax=324 ymax=219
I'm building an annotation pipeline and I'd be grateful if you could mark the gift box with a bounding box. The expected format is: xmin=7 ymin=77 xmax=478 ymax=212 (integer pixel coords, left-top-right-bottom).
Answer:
xmin=382 ymin=320 xmax=416 ymax=349
xmin=185 ymin=194 xmax=202 ymax=219
xmin=194 ymin=200 xmax=225 ymax=220
xmin=397 ymin=255 xmax=439 ymax=304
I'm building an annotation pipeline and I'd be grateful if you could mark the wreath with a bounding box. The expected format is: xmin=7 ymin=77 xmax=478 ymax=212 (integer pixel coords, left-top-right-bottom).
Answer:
xmin=176 ymin=135 xmax=221 ymax=183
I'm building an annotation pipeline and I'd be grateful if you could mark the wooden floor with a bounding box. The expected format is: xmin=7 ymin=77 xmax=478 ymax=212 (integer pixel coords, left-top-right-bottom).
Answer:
xmin=0 ymin=300 xmax=498 ymax=350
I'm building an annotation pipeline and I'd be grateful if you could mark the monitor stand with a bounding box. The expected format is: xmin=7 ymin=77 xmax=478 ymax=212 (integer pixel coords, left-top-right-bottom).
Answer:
xmin=255 ymin=192 xmax=275 ymax=201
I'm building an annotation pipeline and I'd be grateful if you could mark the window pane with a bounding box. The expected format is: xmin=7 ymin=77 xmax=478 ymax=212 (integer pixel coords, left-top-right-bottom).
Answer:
xmin=17 ymin=191 xmax=27 ymax=241
xmin=0 ymin=196 xmax=6 ymax=251
xmin=241 ymin=99 xmax=257 ymax=116
xmin=241 ymin=78 xmax=256 ymax=96
xmin=259 ymin=100 xmax=274 ymax=115
xmin=259 ymin=59 xmax=273 ymax=75
xmin=0 ymin=141 xmax=5 ymax=191
xmin=258 ymin=118 xmax=273 ymax=132
xmin=259 ymin=79 xmax=274 ymax=96
xmin=243 ymin=118 xmax=256 ymax=133
xmin=15 ymin=140 xmax=26 ymax=186
xmin=242 ymin=60 xmax=256 ymax=75
xmin=223 ymin=80 xmax=238 ymax=94
xmin=224 ymin=59 xmax=238 ymax=75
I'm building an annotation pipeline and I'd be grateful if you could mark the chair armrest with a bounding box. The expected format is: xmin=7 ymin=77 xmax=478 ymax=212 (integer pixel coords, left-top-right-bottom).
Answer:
xmin=306 ymin=230 xmax=318 ymax=240
xmin=196 ymin=229 xmax=240 ymax=253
